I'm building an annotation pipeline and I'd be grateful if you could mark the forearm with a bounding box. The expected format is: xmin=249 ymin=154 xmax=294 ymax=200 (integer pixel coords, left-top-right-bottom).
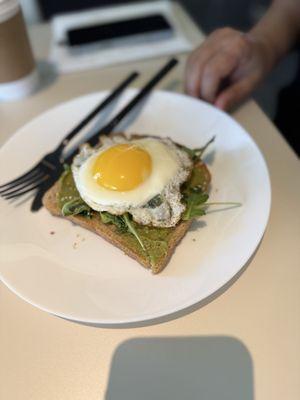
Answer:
xmin=249 ymin=0 xmax=300 ymax=69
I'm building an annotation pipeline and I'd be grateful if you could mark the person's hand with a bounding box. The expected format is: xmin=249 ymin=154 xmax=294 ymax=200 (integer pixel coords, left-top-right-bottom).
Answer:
xmin=185 ymin=28 xmax=274 ymax=111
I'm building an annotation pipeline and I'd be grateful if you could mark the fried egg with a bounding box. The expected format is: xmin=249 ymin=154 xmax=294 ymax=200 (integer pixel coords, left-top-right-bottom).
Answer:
xmin=72 ymin=135 xmax=192 ymax=227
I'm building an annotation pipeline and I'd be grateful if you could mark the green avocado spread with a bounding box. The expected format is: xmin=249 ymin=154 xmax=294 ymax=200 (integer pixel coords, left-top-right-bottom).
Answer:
xmin=58 ymin=167 xmax=81 ymax=209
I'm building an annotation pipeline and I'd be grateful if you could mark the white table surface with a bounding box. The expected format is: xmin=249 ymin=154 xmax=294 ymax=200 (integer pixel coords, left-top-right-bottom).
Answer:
xmin=0 ymin=17 xmax=300 ymax=400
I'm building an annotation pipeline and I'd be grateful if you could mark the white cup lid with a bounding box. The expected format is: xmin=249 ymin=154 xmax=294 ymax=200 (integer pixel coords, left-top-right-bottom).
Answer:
xmin=0 ymin=0 xmax=19 ymax=24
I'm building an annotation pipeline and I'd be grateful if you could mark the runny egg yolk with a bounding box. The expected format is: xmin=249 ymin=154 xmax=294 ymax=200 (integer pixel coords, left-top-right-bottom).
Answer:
xmin=92 ymin=144 xmax=152 ymax=191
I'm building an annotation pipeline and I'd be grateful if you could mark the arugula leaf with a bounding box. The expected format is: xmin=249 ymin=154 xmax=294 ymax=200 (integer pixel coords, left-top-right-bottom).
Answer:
xmin=123 ymin=213 xmax=147 ymax=251
xmin=196 ymin=136 xmax=215 ymax=159
xmin=205 ymin=202 xmax=242 ymax=208
xmin=181 ymin=136 xmax=215 ymax=161
xmin=100 ymin=212 xmax=147 ymax=252
xmin=182 ymin=186 xmax=242 ymax=220
xmin=62 ymin=197 xmax=91 ymax=217
xmin=182 ymin=187 xmax=209 ymax=221
xmin=180 ymin=145 xmax=197 ymax=159
xmin=100 ymin=212 xmax=127 ymax=233
xmin=100 ymin=211 xmax=168 ymax=267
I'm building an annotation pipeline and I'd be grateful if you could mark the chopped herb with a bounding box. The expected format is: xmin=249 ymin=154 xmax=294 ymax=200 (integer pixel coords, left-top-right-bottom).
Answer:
xmin=146 ymin=194 xmax=163 ymax=208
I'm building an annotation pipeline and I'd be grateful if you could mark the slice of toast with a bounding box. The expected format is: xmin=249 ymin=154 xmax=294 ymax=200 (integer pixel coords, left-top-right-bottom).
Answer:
xmin=42 ymin=162 xmax=210 ymax=274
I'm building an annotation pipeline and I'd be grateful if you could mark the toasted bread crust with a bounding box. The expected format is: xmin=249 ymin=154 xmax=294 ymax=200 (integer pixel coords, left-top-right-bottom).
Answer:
xmin=42 ymin=137 xmax=211 ymax=273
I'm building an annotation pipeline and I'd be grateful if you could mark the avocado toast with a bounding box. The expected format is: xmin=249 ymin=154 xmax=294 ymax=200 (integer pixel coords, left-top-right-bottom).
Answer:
xmin=42 ymin=135 xmax=212 ymax=274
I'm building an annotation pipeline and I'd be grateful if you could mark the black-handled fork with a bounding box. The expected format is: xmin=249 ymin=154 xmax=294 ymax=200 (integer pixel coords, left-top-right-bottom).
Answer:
xmin=0 ymin=71 xmax=139 ymax=200
xmin=31 ymin=58 xmax=178 ymax=212
xmin=1 ymin=57 xmax=178 ymax=209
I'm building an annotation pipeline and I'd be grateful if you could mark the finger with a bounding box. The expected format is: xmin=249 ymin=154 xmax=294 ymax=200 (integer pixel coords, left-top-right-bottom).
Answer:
xmin=185 ymin=28 xmax=241 ymax=98
xmin=200 ymin=52 xmax=238 ymax=103
xmin=185 ymin=45 xmax=217 ymax=97
xmin=184 ymin=31 xmax=232 ymax=97
xmin=215 ymin=76 xmax=257 ymax=111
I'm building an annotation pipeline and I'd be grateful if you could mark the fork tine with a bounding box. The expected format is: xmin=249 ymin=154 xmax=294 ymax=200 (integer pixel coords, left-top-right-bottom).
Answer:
xmin=1 ymin=171 xmax=46 ymax=198
xmin=0 ymin=168 xmax=44 ymax=195
xmin=0 ymin=164 xmax=40 ymax=190
xmin=9 ymin=192 xmax=34 ymax=206
xmin=3 ymin=176 xmax=49 ymax=199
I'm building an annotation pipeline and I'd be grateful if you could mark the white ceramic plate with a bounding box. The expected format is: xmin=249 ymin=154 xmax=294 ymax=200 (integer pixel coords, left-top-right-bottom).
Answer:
xmin=0 ymin=90 xmax=271 ymax=325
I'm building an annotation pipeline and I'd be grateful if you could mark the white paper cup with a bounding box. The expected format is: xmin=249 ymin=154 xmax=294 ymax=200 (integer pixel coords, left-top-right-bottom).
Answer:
xmin=0 ymin=0 xmax=39 ymax=101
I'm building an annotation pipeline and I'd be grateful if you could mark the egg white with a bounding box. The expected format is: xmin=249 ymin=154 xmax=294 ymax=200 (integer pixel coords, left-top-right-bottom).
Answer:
xmin=72 ymin=137 xmax=187 ymax=210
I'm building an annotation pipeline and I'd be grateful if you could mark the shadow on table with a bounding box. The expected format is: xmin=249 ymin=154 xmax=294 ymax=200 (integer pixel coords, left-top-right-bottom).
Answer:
xmin=105 ymin=336 xmax=254 ymax=400
xmin=35 ymin=60 xmax=58 ymax=93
